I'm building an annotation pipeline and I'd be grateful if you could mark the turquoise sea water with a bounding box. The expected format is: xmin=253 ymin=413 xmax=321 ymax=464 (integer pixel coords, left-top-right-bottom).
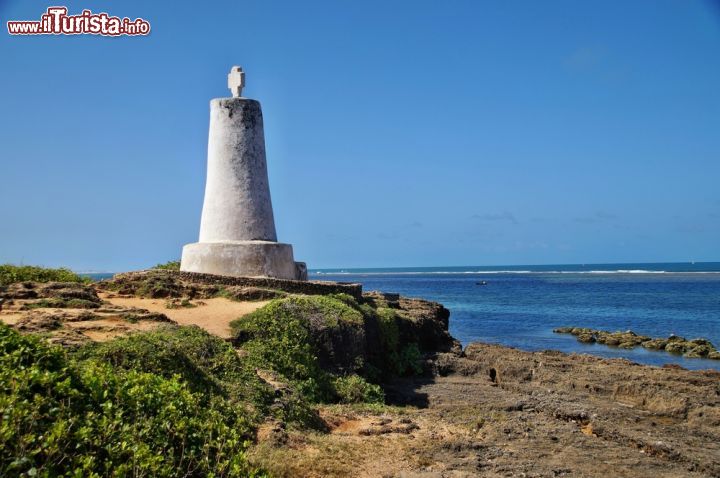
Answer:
xmin=311 ymin=263 xmax=720 ymax=371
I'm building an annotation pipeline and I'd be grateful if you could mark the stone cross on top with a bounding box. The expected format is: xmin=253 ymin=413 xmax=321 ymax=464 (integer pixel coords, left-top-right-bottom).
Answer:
xmin=228 ymin=66 xmax=245 ymax=98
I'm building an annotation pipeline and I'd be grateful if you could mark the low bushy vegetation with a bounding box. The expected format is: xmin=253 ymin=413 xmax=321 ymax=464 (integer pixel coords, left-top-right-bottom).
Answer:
xmin=0 ymin=323 xmax=265 ymax=477
xmin=231 ymin=294 xmax=427 ymax=406
xmin=21 ymin=297 xmax=100 ymax=310
xmin=0 ymin=264 xmax=87 ymax=286
xmin=77 ymin=326 xmax=271 ymax=408
xmin=153 ymin=260 xmax=181 ymax=270
xmin=232 ymin=297 xmax=342 ymax=402
xmin=1 ymin=285 xmax=431 ymax=474
xmin=332 ymin=375 xmax=384 ymax=404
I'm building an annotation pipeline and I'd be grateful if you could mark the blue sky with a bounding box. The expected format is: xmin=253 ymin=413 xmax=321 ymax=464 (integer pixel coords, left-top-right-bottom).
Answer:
xmin=1 ymin=0 xmax=719 ymax=271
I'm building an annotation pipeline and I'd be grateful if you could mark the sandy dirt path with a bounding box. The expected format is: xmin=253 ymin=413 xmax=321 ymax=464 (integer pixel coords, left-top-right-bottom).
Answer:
xmin=99 ymin=293 xmax=268 ymax=339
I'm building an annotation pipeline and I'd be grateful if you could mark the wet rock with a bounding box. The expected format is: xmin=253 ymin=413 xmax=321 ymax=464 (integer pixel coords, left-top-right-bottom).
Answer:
xmin=684 ymin=344 xmax=713 ymax=358
xmin=667 ymin=335 xmax=686 ymax=343
xmin=642 ymin=339 xmax=668 ymax=350
xmin=596 ymin=332 xmax=620 ymax=346
xmin=555 ymin=327 xmax=717 ymax=361
xmin=665 ymin=342 xmax=689 ymax=355
xmin=577 ymin=333 xmax=595 ymax=343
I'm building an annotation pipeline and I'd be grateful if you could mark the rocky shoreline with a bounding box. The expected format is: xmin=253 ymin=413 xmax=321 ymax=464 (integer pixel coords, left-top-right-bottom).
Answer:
xmin=2 ymin=269 xmax=719 ymax=476
xmin=554 ymin=326 xmax=720 ymax=360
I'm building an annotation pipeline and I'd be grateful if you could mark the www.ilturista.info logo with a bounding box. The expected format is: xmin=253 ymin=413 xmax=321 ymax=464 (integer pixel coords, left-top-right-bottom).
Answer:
xmin=7 ymin=7 xmax=150 ymax=36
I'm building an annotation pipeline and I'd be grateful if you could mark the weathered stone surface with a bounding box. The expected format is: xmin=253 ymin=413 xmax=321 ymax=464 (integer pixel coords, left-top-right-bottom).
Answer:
xmin=199 ymin=98 xmax=277 ymax=243
xmin=642 ymin=338 xmax=668 ymax=350
xmin=182 ymin=241 xmax=300 ymax=280
xmin=574 ymin=332 xmax=593 ymax=343
xmin=181 ymin=72 xmax=305 ymax=280
xmin=222 ymin=286 xmax=287 ymax=301
xmin=363 ymin=291 xmax=460 ymax=355
xmin=0 ymin=281 xmax=103 ymax=310
xmin=99 ymin=269 xmax=362 ymax=299
xmin=554 ymin=327 xmax=719 ymax=359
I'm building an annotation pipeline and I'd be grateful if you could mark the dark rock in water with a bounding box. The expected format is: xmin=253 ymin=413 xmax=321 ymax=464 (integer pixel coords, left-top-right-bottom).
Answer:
xmin=689 ymin=338 xmax=713 ymax=347
xmin=685 ymin=344 xmax=714 ymax=358
xmin=577 ymin=333 xmax=595 ymax=343
xmin=667 ymin=335 xmax=686 ymax=343
xmin=642 ymin=339 xmax=668 ymax=350
xmin=664 ymin=342 xmax=688 ymax=355
xmin=597 ymin=332 xmax=620 ymax=346
xmin=554 ymin=326 xmax=719 ymax=360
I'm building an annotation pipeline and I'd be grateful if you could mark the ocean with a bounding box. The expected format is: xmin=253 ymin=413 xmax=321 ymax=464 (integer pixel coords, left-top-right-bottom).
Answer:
xmin=311 ymin=263 xmax=720 ymax=371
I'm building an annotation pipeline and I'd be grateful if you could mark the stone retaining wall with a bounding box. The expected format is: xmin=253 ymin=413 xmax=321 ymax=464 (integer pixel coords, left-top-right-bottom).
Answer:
xmin=112 ymin=270 xmax=363 ymax=300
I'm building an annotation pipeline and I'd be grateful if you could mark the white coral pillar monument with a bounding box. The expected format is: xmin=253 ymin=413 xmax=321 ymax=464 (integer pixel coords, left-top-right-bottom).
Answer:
xmin=181 ymin=66 xmax=307 ymax=280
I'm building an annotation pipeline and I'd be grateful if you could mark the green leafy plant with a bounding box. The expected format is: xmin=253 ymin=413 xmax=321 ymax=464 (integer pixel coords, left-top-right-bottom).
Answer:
xmin=332 ymin=374 xmax=384 ymax=404
xmin=232 ymin=296 xmax=371 ymax=404
xmin=0 ymin=264 xmax=88 ymax=286
xmin=232 ymin=298 xmax=334 ymax=402
xmin=77 ymin=326 xmax=273 ymax=415
xmin=152 ymin=260 xmax=181 ymax=270
xmin=0 ymin=323 xmax=266 ymax=477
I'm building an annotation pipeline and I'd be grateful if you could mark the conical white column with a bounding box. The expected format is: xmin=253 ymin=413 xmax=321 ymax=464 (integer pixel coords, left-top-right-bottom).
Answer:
xmin=180 ymin=68 xmax=306 ymax=280
xmin=198 ymin=98 xmax=277 ymax=243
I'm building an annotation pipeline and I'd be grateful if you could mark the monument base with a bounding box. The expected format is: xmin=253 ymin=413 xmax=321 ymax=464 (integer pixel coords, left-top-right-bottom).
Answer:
xmin=180 ymin=241 xmax=306 ymax=281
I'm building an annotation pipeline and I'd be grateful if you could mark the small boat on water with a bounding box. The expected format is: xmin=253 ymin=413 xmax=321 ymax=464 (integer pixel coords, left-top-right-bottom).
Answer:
xmin=476 ymin=281 xmax=488 ymax=286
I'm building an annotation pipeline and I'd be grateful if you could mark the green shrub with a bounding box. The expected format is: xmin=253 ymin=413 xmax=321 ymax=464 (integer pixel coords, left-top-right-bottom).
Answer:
xmin=371 ymin=307 xmax=423 ymax=377
xmin=232 ymin=299 xmax=333 ymax=402
xmin=0 ymin=264 xmax=87 ymax=286
xmin=76 ymin=326 xmax=273 ymax=417
xmin=0 ymin=323 xmax=265 ymax=477
xmin=332 ymin=375 xmax=384 ymax=404
xmin=398 ymin=343 xmax=424 ymax=375
xmin=231 ymin=296 xmax=369 ymax=404
xmin=153 ymin=260 xmax=181 ymax=270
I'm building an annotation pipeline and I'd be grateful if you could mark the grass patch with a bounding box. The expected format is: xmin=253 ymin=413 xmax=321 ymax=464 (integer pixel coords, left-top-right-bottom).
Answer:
xmin=0 ymin=264 xmax=88 ymax=286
